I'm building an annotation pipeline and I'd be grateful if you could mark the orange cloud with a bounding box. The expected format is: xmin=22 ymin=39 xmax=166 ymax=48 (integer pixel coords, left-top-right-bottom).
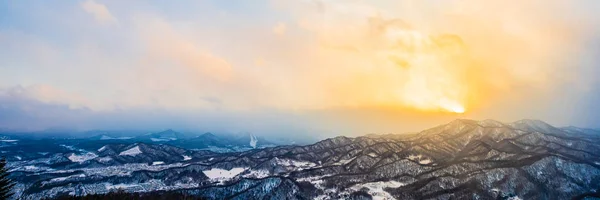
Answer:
xmin=266 ymin=0 xmax=590 ymax=115
xmin=134 ymin=16 xmax=233 ymax=82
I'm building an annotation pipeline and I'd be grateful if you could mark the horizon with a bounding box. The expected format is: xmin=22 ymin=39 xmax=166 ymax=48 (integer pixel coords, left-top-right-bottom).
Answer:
xmin=2 ymin=1 xmax=600 ymax=137
xmin=1 ymin=118 xmax=596 ymax=140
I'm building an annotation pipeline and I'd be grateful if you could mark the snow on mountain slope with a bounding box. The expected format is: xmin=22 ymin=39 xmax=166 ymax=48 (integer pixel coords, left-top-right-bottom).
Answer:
xmin=9 ymin=119 xmax=600 ymax=200
xmin=119 ymin=146 xmax=142 ymax=156
xmin=350 ymin=181 xmax=406 ymax=200
xmin=98 ymin=145 xmax=107 ymax=152
xmin=203 ymin=168 xmax=246 ymax=181
xmin=67 ymin=152 xmax=98 ymax=163
xmin=510 ymin=119 xmax=561 ymax=133
xmin=151 ymin=161 xmax=164 ymax=165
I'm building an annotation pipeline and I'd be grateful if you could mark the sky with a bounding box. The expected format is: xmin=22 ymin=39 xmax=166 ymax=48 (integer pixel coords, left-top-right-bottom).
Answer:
xmin=1 ymin=0 xmax=600 ymax=137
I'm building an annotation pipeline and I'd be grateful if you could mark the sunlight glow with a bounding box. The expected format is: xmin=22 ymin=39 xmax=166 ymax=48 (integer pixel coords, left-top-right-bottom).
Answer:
xmin=448 ymin=105 xmax=465 ymax=114
xmin=385 ymin=28 xmax=469 ymax=113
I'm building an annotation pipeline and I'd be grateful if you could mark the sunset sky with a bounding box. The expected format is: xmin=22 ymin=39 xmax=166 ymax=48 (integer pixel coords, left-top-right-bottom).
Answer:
xmin=1 ymin=0 xmax=600 ymax=137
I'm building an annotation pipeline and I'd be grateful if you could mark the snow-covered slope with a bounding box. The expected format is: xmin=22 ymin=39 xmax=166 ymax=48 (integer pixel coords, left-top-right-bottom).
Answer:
xmin=119 ymin=146 xmax=142 ymax=156
xmin=8 ymin=119 xmax=600 ymax=200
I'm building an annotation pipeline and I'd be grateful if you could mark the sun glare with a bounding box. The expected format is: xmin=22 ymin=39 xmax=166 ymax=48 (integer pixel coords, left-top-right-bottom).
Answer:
xmin=438 ymin=99 xmax=466 ymax=113
xmin=382 ymin=27 xmax=469 ymax=114
xmin=449 ymin=105 xmax=465 ymax=113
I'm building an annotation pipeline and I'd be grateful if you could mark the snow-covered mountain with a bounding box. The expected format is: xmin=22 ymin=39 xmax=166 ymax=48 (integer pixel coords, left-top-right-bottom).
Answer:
xmin=6 ymin=119 xmax=600 ymax=199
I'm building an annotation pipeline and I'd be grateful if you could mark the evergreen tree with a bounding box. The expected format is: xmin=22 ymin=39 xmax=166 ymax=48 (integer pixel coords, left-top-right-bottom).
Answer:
xmin=0 ymin=158 xmax=15 ymax=200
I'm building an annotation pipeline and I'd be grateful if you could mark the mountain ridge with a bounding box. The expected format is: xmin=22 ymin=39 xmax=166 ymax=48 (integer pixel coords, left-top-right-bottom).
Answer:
xmin=6 ymin=119 xmax=600 ymax=199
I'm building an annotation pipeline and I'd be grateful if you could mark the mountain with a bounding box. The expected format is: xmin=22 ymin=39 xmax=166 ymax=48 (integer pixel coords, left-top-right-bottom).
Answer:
xmin=0 ymin=130 xmax=281 ymax=165
xmin=6 ymin=119 xmax=600 ymax=199
xmin=164 ymin=132 xmax=227 ymax=150
xmin=562 ymin=126 xmax=600 ymax=136
xmin=164 ymin=132 xmax=277 ymax=152
xmin=83 ymin=130 xmax=278 ymax=152
xmin=131 ymin=129 xmax=188 ymax=142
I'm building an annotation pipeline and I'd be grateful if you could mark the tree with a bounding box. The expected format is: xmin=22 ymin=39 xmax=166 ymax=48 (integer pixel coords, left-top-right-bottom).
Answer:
xmin=0 ymin=158 xmax=15 ymax=200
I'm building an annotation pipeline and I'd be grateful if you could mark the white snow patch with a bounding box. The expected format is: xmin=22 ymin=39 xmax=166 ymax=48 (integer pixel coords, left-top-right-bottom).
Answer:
xmin=152 ymin=161 xmax=165 ymax=165
xmin=333 ymin=158 xmax=354 ymax=165
xmin=368 ymin=153 xmax=378 ymax=157
xmin=98 ymin=145 xmax=108 ymax=152
xmin=419 ymin=159 xmax=432 ymax=164
xmin=408 ymin=154 xmax=433 ymax=164
xmin=203 ymin=168 xmax=246 ymax=181
xmin=183 ymin=155 xmax=192 ymax=161
xmin=15 ymin=156 xmax=22 ymax=160
xmin=24 ymin=165 xmax=40 ymax=170
xmin=97 ymin=157 xmax=112 ymax=162
xmin=68 ymin=152 xmax=98 ymax=163
xmin=250 ymin=134 xmax=258 ymax=148
xmin=49 ymin=174 xmax=86 ymax=182
xmin=275 ymin=158 xmax=317 ymax=168
xmin=119 ymin=146 xmax=142 ymax=156
xmin=350 ymin=181 xmax=405 ymax=200
xmin=0 ymin=140 xmax=18 ymax=142
xmin=105 ymin=183 xmax=141 ymax=191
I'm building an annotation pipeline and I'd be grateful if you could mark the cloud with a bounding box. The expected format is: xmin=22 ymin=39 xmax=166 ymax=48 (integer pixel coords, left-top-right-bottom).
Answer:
xmin=12 ymin=85 xmax=90 ymax=108
xmin=2 ymin=0 xmax=600 ymax=133
xmin=81 ymin=0 xmax=117 ymax=24
xmin=272 ymin=22 xmax=286 ymax=35
xmin=254 ymin=57 xmax=266 ymax=66
xmin=134 ymin=15 xmax=233 ymax=82
xmin=268 ymin=0 xmax=598 ymax=115
xmin=0 ymin=85 xmax=92 ymax=131
xmin=0 ymin=85 xmax=324 ymax=138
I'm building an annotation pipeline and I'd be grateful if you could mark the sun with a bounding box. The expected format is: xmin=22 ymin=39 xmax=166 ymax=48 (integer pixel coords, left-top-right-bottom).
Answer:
xmin=438 ymin=99 xmax=466 ymax=114
xmin=449 ymin=105 xmax=465 ymax=114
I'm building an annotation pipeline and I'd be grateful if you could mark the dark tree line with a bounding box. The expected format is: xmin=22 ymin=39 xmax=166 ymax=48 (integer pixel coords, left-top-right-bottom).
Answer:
xmin=51 ymin=190 xmax=207 ymax=200
xmin=0 ymin=158 xmax=15 ymax=200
